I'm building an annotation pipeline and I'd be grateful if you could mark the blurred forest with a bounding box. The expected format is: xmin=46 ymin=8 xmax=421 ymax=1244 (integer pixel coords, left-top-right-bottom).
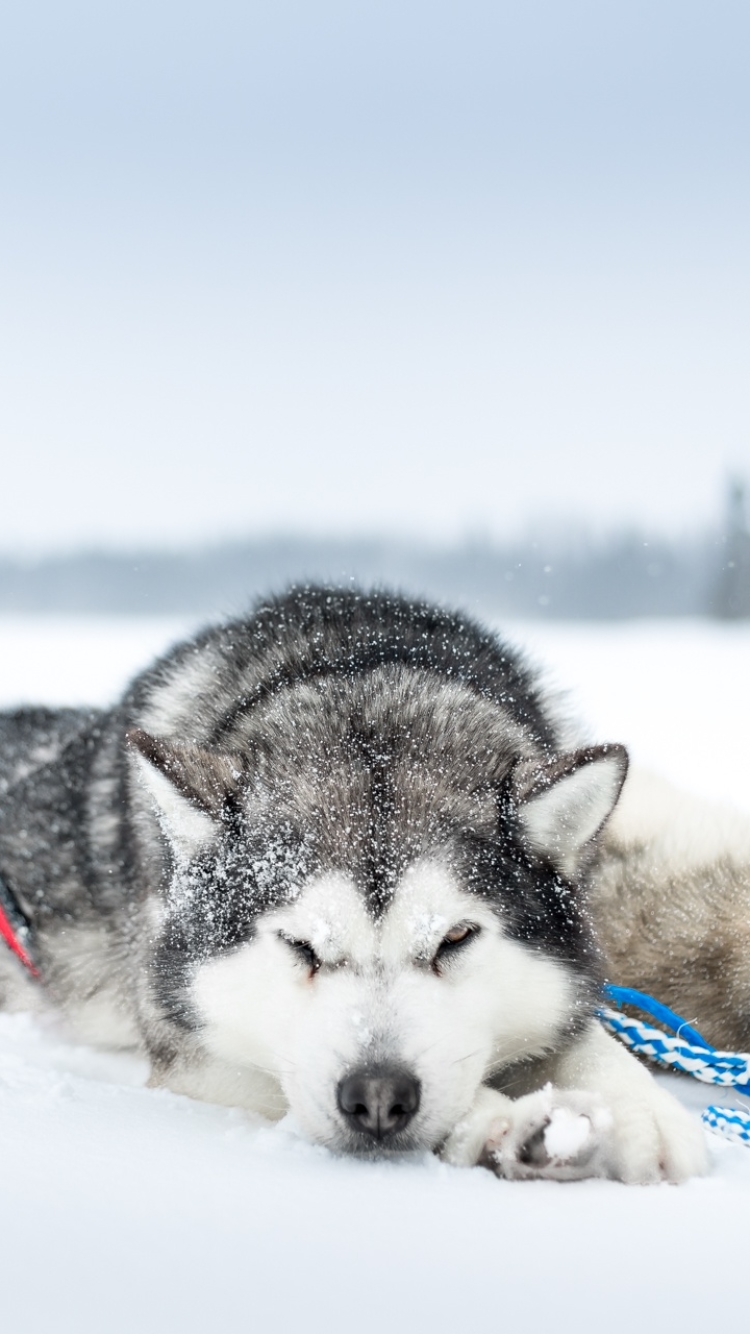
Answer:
xmin=1 ymin=483 xmax=748 ymax=620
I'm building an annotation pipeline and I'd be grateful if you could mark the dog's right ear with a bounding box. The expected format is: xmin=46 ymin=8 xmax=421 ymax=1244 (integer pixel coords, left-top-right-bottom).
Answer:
xmin=514 ymin=743 xmax=628 ymax=878
xmin=127 ymin=729 xmax=244 ymax=861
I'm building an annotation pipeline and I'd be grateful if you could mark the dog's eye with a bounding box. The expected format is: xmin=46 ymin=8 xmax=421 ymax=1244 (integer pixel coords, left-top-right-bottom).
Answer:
xmin=443 ymin=925 xmax=473 ymax=945
xmin=279 ymin=934 xmax=321 ymax=974
xmin=433 ymin=923 xmax=479 ymax=969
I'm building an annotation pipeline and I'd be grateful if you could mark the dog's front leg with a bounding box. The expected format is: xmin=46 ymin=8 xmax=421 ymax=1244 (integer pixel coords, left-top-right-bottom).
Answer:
xmin=440 ymin=1026 xmax=708 ymax=1183
xmin=551 ymin=1022 xmax=709 ymax=1183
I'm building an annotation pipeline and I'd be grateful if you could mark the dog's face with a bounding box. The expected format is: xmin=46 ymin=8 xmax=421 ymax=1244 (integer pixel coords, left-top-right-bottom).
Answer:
xmin=191 ymin=858 xmax=577 ymax=1151
xmin=130 ymin=710 xmax=626 ymax=1154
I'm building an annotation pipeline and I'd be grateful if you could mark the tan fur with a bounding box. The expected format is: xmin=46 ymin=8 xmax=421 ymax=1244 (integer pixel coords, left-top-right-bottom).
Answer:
xmin=592 ymin=769 xmax=750 ymax=1049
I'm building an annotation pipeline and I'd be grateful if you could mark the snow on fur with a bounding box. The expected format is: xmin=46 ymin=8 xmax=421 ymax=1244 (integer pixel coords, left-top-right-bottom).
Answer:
xmin=1 ymin=615 xmax=750 ymax=1333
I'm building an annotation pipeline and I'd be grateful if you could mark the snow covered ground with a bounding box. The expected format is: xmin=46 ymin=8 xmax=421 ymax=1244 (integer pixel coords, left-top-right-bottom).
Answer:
xmin=1 ymin=613 xmax=749 ymax=1334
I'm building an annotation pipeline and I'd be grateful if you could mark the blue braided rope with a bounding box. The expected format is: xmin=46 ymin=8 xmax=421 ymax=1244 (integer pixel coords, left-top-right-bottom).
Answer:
xmin=603 ymin=985 xmax=713 ymax=1050
xmin=599 ymin=984 xmax=750 ymax=1145
xmin=702 ymin=1106 xmax=750 ymax=1145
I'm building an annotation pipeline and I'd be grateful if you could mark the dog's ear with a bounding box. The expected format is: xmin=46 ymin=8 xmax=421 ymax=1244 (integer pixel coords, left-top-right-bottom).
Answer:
xmin=127 ymin=729 xmax=244 ymax=860
xmin=514 ymin=744 xmax=628 ymax=877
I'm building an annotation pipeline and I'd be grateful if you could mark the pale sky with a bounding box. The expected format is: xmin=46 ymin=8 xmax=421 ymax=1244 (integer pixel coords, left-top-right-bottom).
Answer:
xmin=1 ymin=1 xmax=748 ymax=553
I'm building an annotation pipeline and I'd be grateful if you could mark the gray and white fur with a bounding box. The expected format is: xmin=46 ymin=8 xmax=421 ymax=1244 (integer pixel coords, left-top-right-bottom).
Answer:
xmin=0 ymin=587 xmax=710 ymax=1182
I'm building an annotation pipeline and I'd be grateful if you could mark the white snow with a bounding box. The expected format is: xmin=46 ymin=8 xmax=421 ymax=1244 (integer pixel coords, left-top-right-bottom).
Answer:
xmin=543 ymin=1106 xmax=594 ymax=1161
xmin=1 ymin=613 xmax=750 ymax=1333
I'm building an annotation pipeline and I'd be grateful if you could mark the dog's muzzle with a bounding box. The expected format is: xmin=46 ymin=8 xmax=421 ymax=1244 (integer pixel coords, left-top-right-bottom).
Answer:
xmin=337 ymin=1065 xmax=421 ymax=1143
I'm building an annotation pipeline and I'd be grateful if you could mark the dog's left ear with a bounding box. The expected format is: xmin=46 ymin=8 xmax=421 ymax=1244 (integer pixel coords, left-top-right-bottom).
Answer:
xmin=127 ymin=729 xmax=244 ymax=861
xmin=515 ymin=744 xmax=628 ymax=877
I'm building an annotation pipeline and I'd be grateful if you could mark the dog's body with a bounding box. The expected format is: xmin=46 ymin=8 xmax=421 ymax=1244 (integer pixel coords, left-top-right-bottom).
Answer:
xmin=0 ymin=587 xmax=715 ymax=1181
xmin=595 ymin=774 xmax=750 ymax=1051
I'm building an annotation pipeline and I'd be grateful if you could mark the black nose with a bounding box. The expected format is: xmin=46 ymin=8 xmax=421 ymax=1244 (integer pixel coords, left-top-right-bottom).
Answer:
xmin=337 ymin=1066 xmax=421 ymax=1141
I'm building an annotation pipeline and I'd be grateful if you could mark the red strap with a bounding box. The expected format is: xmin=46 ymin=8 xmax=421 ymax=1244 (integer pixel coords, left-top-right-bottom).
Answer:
xmin=0 ymin=902 xmax=39 ymax=977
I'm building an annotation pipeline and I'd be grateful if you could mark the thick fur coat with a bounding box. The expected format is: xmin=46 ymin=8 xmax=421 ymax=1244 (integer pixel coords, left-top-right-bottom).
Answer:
xmin=0 ymin=587 xmax=713 ymax=1181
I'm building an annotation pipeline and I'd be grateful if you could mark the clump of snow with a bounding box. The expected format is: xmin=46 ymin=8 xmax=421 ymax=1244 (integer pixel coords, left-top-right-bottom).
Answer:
xmin=544 ymin=1106 xmax=592 ymax=1160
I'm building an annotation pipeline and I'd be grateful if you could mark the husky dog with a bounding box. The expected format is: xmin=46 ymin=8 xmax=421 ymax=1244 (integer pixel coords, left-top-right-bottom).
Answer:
xmin=593 ymin=772 xmax=750 ymax=1053
xmin=0 ymin=587 xmax=707 ymax=1182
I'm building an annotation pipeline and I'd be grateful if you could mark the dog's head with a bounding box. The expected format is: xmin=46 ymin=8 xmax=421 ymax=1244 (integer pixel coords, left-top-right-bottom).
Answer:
xmin=128 ymin=684 xmax=626 ymax=1154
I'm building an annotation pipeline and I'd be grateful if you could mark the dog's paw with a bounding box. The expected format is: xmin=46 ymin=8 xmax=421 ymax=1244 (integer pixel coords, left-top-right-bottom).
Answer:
xmin=552 ymin=1025 xmax=710 ymax=1183
xmin=440 ymin=1081 xmax=708 ymax=1184
xmin=441 ymin=1085 xmax=610 ymax=1180
xmin=595 ymin=1078 xmax=709 ymax=1184
xmin=483 ymin=1088 xmax=613 ymax=1182
xmin=480 ymin=1086 xmax=615 ymax=1182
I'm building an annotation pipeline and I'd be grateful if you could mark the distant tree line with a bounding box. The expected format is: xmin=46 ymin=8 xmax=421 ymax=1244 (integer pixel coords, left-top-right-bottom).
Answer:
xmin=0 ymin=484 xmax=747 ymax=621
xmin=710 ymin=480 xmax=750 ymax=619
